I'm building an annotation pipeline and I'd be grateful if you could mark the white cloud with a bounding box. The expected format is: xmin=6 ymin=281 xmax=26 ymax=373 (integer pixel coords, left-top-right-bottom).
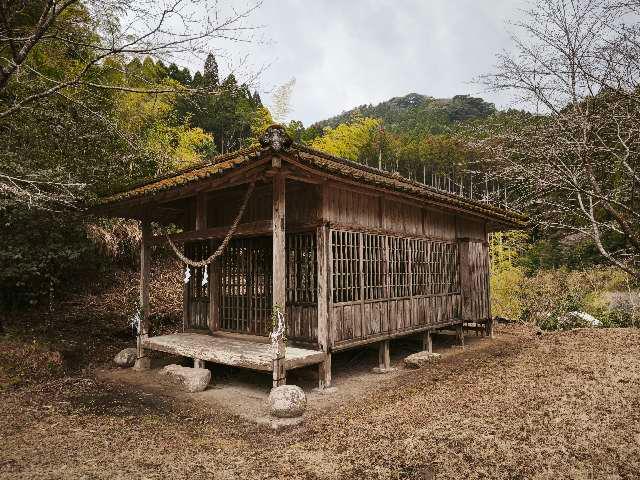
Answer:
xmin=206 ymin=0 xmax=526 ymax=125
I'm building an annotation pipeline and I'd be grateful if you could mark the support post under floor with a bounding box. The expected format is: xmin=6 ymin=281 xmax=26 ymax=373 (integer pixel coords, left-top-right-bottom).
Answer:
xmin=318 ymin=353 xmax=332 ymax=389
xmin=422 ymin=331 xmax=433 ymax=353
xmin=194 ymin=358 xmax=205 ymax=369
xmin=455 ymin=324 xmax=465 ymax=347
xmin=485 ymin=318 xmax=495 ymax=339
xmin=372 ymin=340 xmax=394 ymax=374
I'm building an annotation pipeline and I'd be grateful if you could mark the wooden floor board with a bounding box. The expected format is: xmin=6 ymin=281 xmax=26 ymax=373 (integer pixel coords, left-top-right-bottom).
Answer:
xmin=143 ymin=333 xmax=325 ymax=372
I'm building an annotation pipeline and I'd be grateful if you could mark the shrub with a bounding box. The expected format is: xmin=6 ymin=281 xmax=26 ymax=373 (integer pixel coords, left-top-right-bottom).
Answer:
xmin=516 ymin=267 xmax=638 ymax=330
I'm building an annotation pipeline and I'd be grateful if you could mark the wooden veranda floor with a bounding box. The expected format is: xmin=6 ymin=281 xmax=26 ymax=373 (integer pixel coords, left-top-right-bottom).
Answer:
xmin=143 ymin=333 xmax=325 ymax=372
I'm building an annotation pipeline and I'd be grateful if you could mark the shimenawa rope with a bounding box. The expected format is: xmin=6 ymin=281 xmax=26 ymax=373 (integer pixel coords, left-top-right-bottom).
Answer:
xmin=165 ymin=181 xmax=256 ymax=268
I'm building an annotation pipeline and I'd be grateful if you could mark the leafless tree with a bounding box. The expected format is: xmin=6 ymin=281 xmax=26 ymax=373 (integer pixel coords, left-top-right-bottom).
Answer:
xmin=478 ymin=0 xmax=640 ymax=279
xmin=0 ymin=0 xmax=263 ymax=207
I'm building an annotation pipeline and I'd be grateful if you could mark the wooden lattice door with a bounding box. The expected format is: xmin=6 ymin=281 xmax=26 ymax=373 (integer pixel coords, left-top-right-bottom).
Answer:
xmin=220 ymin=237 xmax=273 ymax=336
xmin=184 ymin=241 xmax=211 ymax=330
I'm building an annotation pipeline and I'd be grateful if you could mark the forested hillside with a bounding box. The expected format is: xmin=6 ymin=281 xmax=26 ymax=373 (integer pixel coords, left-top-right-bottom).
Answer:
xmin=309 ymin=93 xmax=495 ymax=137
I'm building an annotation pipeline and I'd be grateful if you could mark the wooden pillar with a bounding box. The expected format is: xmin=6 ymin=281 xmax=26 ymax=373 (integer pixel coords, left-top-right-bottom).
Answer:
xmin=455 ymin=324 xmax=465 ymax=347
xmin=378 ymin=340 xmax=391 ymax=371
xmin=134 ymin=220 xmax=151 ymax=370
xmin=317 ymin=225 xmax=329 ymax=352
xmin=485 ymin=317 xmax=495 ymax=339
xmin=422 ymin=330 xmax=433 ymax=353
xmin=208 ymin=254 xmax=221 ymax=333
xmin=318 ymin=353 xmax=332 ymax=389
xmin=272 ymin=171 xmax=286 ymax=387
xmin=194 ymin=358 xmax=205 ymax=369
xmin=195 ymin=192 xmax=207 ymax=231
xmin=458 ymin=238 xmax=471 ymax=323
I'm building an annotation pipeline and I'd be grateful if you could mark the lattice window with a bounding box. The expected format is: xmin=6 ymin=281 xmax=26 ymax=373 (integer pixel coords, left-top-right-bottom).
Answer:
xmin=185 ymin=241 xmax=211 ymax=300
xmin=411 ymin=239 xmax=429 ymax=296
xmin=331 ymin=230 xmax=361 ymax=303
xmin=389 ymin=236 xmax=410 ymax=298
xmin=330 ymin=230 xmax=460 ymax=303
xmin=427 ymin=241 xmax=460 ymax=295
xmin=441 ymin=242 xmax=460 ymax=294
xmin=286 ymin=232 xmax=317 ymax=304
xmin=363 ymin=233 xmax=386 ymax=300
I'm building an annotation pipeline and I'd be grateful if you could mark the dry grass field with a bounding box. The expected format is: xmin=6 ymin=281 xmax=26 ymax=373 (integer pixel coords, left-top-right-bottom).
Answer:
xmin=1 ymin=324 xmax=639 ymax=479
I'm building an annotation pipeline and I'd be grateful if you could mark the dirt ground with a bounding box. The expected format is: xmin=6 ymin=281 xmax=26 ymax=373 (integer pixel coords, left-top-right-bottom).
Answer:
xmin=2 ymin=324 xmax=640 ymax=479
xmin=96 ymin=329 xmax=478 ymax=424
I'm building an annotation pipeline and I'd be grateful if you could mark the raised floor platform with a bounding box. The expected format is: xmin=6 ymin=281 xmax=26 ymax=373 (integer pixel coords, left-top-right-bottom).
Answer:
xmin=143 ymin=332 xmax=326 ymax=372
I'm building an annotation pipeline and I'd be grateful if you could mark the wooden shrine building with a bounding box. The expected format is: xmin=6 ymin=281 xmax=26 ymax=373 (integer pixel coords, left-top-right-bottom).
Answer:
xmin=95 ymin=125 xmax=527 ymax=389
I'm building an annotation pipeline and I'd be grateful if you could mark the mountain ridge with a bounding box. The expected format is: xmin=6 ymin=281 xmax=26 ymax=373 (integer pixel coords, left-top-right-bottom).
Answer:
xmin=308 ymin=92 xmax=496 ymax=135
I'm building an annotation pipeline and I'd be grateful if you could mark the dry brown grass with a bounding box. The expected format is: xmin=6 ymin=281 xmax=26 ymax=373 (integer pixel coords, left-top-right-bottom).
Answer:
xmin=0 ymin=258 xmax=183 ymax=389
xmin=1 ymin=325 xmax=639 ymax=479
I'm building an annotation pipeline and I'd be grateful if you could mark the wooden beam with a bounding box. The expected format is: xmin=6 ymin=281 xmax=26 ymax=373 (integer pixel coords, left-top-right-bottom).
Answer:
xmin=195 ymin=192 xmax=207 ymax=230
xmin=319 ymin=181 xmax=330 ymax=222
xmin=358 ymin=231 xmax=365 ymax=336
xmin=272 ymin=173 xmax=287 ymax=387
xmin=134 ymin=220 xmax=152 ymax=370
xmin=458 ymin=239 xmax=471 ymax=322
xmin=149 ymin=220 xmax=321 ymax=245
xmin=208 ymin=239 xmax=221 ymax=334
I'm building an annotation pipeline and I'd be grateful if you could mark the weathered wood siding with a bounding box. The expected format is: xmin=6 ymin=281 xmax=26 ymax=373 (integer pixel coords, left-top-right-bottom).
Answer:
xmin=459 ymin=239 xmax=491 ymax=322
xmin=183 ymin=180 xmax=492 ymax=350
xmin=206 ymin=182 xmax=318 ymax=228
xmin=457 ymin=217 xmax=486 ymax=240
xmin=322 ymin=184 xmax=489 ymax=348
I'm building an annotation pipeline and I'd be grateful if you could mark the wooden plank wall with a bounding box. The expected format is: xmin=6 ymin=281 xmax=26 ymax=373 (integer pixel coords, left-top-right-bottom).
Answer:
xmin=460 ymin=239 xmax=490 ymax=322
xmin=207 ymin=182 xmax=318 ymax=228
xmin=330 ymin=232 xmax=463 ymax=346
xmin=323 ymin=184 xmax=487 ymax=348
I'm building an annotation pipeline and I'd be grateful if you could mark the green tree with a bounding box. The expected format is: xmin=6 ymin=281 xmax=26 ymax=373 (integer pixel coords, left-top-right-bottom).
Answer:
xmin=202 ymin=53 xmax=220 ymax=89
xmin=311 ymin=117 xmax=381 ymax=163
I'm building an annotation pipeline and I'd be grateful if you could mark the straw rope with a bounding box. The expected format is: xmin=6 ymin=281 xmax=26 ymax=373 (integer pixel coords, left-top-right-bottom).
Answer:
xmin=165 ymin=181 xmax=256 ymax=267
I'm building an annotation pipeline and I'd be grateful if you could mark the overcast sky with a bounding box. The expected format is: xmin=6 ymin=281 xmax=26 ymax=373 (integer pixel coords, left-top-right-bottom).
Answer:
xmin=207 ymin=0 xmax=528 ymax=125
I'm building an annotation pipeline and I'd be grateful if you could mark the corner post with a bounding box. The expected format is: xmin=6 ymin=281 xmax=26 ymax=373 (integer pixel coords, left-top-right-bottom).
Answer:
xmin=316 ymin=223 xmax=332 ymax=388
xmin=272 ymin=166 xmax=287 ymax=387
xmin=458 ymin=238 xmax=471 ymax=323
xmin=135 ymin=220 xmax=151 ymax=370
xmin=485 ymin=317 xmax=495 ymax=339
